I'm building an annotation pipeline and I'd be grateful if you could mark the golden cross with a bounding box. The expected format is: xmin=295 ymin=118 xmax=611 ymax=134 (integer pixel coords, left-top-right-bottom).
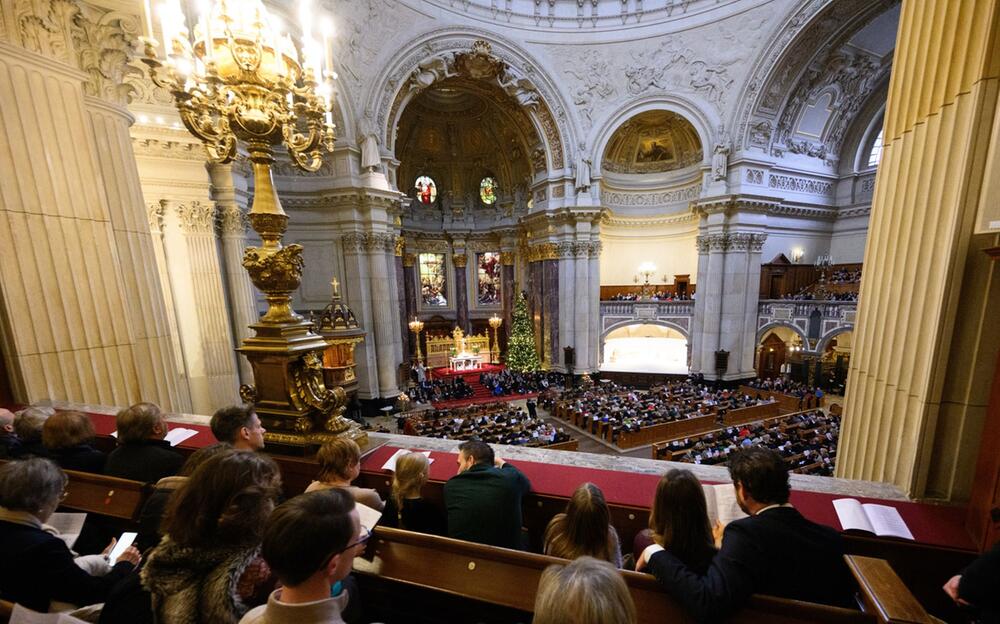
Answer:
xmin=331 ymin=277 xmax=340 ymax=299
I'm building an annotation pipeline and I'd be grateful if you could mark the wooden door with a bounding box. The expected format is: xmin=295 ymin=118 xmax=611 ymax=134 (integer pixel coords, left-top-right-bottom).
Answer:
xmin=756 ymin=333 xmax=786 ymax=379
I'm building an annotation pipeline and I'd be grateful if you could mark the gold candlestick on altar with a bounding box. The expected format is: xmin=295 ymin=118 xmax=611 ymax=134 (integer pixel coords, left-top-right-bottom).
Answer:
xmin=409 ymin=318 xmax=425 ymax=365
xmin=140 ymin=0 xmax=365 ymax=451
xmin=488 ymin=314 xmax=503 ymax=365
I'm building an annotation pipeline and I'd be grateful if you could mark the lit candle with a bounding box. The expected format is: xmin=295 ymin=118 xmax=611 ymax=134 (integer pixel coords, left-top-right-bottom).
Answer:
xmin=325 ymin=110 xmax=333 ymax=126
xmin=321 ymin=18 xmax=333 ymax=77
xmin=200 ymin=0 xmax=213 ymax=61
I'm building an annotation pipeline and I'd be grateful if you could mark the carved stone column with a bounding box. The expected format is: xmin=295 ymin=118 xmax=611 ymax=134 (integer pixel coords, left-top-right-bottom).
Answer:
xmin=368 ymin=233 xmax=402 ymax=397
xmin=588 ymin=241 xmax=602 ymax=372
xmin=402 ymin=252 xmax=418 ymax=358
xmin=453 ymin=253 xmax=470 ymax=333
xmin=572 ymin=242 xmax=591 ymax=373
xmin=0 ymin=5 xmax=161 ymax=407
xmin=499 ymin=251 xmax=515 ymax=359
xmin=557 ymin=242 xmax=576 ymax=373
xmin=161 ymin=200 xmax=240 ymax=413
xmin=394 ymin=236 xmax=410 ymax=365
xmin=341 ymin=232 xmax=379 ymax=399
xmin=209 ymin=163 xmax=257 ymax=383
xmin=689 ymin=229 xmax=766 ymax=380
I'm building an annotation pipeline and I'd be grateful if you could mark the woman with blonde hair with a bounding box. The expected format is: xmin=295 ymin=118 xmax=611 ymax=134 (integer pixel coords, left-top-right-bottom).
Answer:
xmin=544 ymin=482 xmax=622 ymax=567
xmin=380 ymin=452 xmax=444 ymax=535
xmin=306 ymin=437 xmax=384 ymax=511
xmin=533 ymin=557 xmax=636 ymax=624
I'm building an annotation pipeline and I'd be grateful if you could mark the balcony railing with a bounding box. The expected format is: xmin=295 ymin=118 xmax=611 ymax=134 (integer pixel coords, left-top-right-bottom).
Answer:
xmin=758 ymin=300 xmax=857 ymax=319
xmin=599 ymin=300 xmax=695 ymax=316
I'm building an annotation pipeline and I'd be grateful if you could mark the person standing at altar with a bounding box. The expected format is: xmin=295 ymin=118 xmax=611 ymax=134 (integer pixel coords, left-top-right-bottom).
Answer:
xmin=445 ymin=440 xmax=531 ymax=550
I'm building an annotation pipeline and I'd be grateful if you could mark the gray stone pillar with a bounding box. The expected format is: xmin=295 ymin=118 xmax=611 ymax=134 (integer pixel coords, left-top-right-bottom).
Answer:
xmin=402 ymin=253 xmax=418 ymax=358
xmin=368 ymin=233 xmax=401 ymax=397
xmin=573 ymin=243 xmax=591 ymax=373
xmin=558 ymin=242 xmax=576 ymax=373
xmin=394 ymin=239 xmax=410 ymax=365
xmin=588 ymin=241 xmax=602 ymax=372
xmin=341 ymin=233 xmax=379 ymax=399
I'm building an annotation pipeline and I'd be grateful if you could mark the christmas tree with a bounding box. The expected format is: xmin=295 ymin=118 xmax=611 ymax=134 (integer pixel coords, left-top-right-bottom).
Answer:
xmin=506 ymin=290 xmax=541 ymax=372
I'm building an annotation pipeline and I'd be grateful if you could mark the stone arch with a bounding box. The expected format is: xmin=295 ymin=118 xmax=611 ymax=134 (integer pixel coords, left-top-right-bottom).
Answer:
xmin=364 ymin=29 xmax=576 ymax=180
xmin=844 ymin=94 xmax=887 ymax=173
xmin=816 ymin=325 xmax=854 ymax=355
xmin=755 ymin=321 xmax=808 ymax=346
xmin=600 ymin=319 xmax=690 ymax=342
xmin=734 ymin=0 xmax=898 ymax=154
xmin=591 ymin=96 xmax=718 ymax=176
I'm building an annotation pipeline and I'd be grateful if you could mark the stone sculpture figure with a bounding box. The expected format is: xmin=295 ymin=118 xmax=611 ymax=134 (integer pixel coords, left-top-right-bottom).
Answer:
xmin=575 ymin=146 xmax=592 ymax=191
xmin=359 ymin=116 xmax=380 ymax=172
xmin=712 ymin=128 xmax=731 ymax=181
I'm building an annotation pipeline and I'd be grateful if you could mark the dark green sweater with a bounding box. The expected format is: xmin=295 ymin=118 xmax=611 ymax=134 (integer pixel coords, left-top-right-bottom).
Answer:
xmin=444 ymin=462 xmax=531 ymax=550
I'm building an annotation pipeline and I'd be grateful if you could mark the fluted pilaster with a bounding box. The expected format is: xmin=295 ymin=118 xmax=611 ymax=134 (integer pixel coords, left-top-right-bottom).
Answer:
xmin=836 ymin=0 xmax=1000 ymax=500
xmin=209 ymin=163 xmax=256 ymax=383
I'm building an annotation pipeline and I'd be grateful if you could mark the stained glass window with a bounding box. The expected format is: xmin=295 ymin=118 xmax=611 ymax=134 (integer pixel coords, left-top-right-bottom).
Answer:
xmin=867 ymin=129 xmax=883 ymax=167
xmin=479 ymin=177 xmax=497 ymax=205
xmin=418 ymin=253 xmax=447 ymax=306
xmin=415 ymin=175 xmax=437 ymax=204
xmin=477 ymin=252 xmax=501 ymax=305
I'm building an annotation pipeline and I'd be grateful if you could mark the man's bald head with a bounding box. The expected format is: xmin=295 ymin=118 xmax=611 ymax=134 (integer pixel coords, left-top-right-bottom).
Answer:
xmin=0 ymin=409 xmax=15 ymax=433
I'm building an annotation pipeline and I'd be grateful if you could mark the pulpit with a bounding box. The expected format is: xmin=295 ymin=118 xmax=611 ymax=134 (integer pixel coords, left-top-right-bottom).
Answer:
xmin=311 ymin=280 xmax=365 ymax=402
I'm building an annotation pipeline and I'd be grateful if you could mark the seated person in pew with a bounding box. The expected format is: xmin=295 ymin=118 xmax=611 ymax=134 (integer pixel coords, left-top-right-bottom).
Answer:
xmin=0 ymin=458 xmax=141 ymax=612
xmin=12 ymin=406 xmax=54 ymax=459
xmin=135 ymin=442 xmax=233 ymax=552
xmin=43 ymin=411 xmax=106 ymax=474
xmin=306 ymin=438 xmax=385 ymax=511
xmin=637 ymin=447 xmax=855 ymax=622
xmin=380 ymin=451 xmax=445 ymax=535
xmin=105 ymin=402 xmax=184 ymax=484
xmin=533 ymin=557 xmax=636 ymax=624
xmin=142 ymin=450 xmax=282 ymax=623
xmin=240 ymin=489 xmax=367 ymax=624
xmin=0 ymin=408 xmax=19 ymax=459
xmin=544 ymin=482 xmax=622 ymax=568
xmin=943 ymin=538 xmax=1000 ymax=623
xmin=211 ymin=404 xmax=267 ymax=452
xmin=445 ymin=440 xmax=531 ymax=550
xmin=633 ymin=468 xmax=717 ymax=575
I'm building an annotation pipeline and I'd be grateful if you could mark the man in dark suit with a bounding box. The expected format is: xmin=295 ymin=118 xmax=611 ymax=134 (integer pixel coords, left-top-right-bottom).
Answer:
xmin=104 ymin=402 xmax=184 ymax=483
xmin=444 ymin=440 xmax=531 ymax=550
xmin=638 ymin=447 xmax=856 ymax=622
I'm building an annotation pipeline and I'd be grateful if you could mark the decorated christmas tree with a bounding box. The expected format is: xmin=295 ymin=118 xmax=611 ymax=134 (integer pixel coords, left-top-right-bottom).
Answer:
xmin=506 ymin=290 xmax=541 ymax=372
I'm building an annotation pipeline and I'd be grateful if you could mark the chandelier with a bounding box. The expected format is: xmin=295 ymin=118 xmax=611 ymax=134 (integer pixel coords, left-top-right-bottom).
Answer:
xmin=139 ymin=0 xmax=336 ymax=323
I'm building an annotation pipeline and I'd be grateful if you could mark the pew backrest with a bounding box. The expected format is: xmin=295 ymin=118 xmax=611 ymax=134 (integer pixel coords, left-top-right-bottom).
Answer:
xmin=60 ymin=469 xmax=151 ymax=521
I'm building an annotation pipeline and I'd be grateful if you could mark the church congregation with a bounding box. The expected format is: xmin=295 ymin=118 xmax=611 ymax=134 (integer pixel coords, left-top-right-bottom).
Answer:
xmin=0 ymin=0 xmax=998 ymax=622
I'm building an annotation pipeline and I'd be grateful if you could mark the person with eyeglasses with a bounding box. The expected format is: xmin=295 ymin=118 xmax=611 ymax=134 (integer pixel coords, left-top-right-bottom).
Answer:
xmin=240 ymin=489 xmax=368 ymax=624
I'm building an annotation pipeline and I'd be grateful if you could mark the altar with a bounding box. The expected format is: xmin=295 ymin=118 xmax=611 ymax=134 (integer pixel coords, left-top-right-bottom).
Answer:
xmin=449 ymin=354 xmax=482 ymax=371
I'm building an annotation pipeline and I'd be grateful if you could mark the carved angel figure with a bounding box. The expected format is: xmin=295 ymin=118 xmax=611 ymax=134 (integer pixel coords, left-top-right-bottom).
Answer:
xmin=410 ymin=53 xmax=457 ymax=91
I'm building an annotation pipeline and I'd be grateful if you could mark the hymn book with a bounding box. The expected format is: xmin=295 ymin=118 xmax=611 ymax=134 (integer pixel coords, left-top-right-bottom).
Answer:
xmin=45 ymin=512 xmax=87 ymax=549
xmin=833 ymin=498 xmax=914 ymax=540
xmin=380 ymin=448 xmax=434 ymax=472
xmin=702 ymin=484 xmax=748 ymax=527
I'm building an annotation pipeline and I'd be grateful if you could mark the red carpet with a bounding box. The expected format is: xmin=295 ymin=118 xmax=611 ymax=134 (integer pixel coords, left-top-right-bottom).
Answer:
xmin=427 ymin=364 xmax=537 ymax=409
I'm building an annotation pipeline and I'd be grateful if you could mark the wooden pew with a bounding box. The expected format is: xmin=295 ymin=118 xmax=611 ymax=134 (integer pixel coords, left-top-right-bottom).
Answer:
xmin=355 ymin=526 xmax=931 ymax=624
xmin=0 ymin=600 xmax=12 ymax=624
xmin=60 ymin=469 xmax=151 ymax=521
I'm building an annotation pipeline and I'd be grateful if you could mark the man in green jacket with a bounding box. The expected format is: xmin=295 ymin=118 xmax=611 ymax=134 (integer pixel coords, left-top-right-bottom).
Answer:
xmin=444 ymin=440 xmax=531 ymax=550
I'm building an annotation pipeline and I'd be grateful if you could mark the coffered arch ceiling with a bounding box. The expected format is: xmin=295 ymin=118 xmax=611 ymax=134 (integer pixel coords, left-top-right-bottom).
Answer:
xmin=738 ymin=0 xmax=899 ymax=162
xmin=396 ymin=78 xmax=539 ymax=203
xmin=601 ymin=110 xmax=703 ymax=175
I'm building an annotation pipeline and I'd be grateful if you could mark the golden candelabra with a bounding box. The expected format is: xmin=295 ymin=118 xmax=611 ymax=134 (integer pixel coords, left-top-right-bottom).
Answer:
xmin=140 ymin=0 xmax=365 ymax=451
xmin=633 ymin=261 xmax=658 ymax=300
xmin=488 ymin=314 xmax=502 ymax=364
xmin=408 ymin=318 xmax=425 ymax=365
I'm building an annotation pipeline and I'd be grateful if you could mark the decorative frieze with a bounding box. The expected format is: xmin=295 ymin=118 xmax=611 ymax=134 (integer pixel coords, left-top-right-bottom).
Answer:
xmin=341 ymin=231 xmax=398 ymax=254
xmin=526 ymin=242 xmax=558 ymax=263
xmin=696 ymin=232 xmax=767 ymax=253
xmin=744 ymin=169 xmax=765 ymax=184
xmin=767 ymin=174 xmax=833 ymax=196
xmin=601 ymin=184 xmax=701 ymax=208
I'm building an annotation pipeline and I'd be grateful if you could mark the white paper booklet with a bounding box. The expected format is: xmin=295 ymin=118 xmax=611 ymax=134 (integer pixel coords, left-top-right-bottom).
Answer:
xmin=356 ymin=502 xmax=383 ymax=531
xmin=380 ymin=448 xmax=433 ymax=472
xmin=164 ymin=428 xmax=198 ymax=447
xmin=702 ymin=484 xmax=749 ymax=527
xmin=832 ymin=498 xmax=914 ymax=540
xmin=10 ymin=604 xmax=87 ymax=624
xmin=45 ymin=512 xmax=87 ymax=549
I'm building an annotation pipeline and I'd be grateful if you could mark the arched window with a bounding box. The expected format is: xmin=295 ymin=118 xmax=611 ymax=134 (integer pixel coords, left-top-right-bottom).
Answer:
xmin=479 ymin=177 xmax=497 ymax=204
xmin=415 ymin=175 xmax=437 ymax=204
xmin=867 ymin=129 xmax=884 ymax=167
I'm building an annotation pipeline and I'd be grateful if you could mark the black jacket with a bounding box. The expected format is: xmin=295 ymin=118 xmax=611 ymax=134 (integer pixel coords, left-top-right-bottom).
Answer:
xmin=0 ymin=519 xmax=136 ymax=612
xmin=105 ymin=439 xmax=184 ymax=483
xmin=444 ymin=462 xmax=531 ymax=549
xmin=960 ymin=540 xmax=1000 ymax=623
xmin=646 ymin=506 xmax=856 ymax=622
xmin=48 ymin=443 xmax=106 ymax=474
xmin=381 ymin=496 xmax=446 ymax=536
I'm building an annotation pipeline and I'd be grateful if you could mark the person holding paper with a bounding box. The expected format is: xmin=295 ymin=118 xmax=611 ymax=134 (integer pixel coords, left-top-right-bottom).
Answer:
xmin=381 ymin=452 xmax=444 ymax=535
xmin=240 ymin=489 xmax=367 ymax=624
xmin=638 ymin=448 xmax=855 ymax=621
xmin=0 ymin=458 xmax=140 ymax=612
xmin=306 ymin=438 xmax=385 ymax=511
xmin=105 ymin=402 xmax=184 ymax=483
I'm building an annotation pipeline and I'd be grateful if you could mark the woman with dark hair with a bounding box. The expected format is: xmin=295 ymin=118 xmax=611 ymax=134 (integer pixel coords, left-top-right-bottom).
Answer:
xmin=141 ymin=449 xmax=282 ymax=623
xmin=42 ymin=411 xmax=106 ymax=473
xmin=380 ymin=451 xmax=445 ymax=535
xmin=641 ymin=468 xmax=716 ymax=575
xmin=543 ymin=483 xmax=622 ymax=568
